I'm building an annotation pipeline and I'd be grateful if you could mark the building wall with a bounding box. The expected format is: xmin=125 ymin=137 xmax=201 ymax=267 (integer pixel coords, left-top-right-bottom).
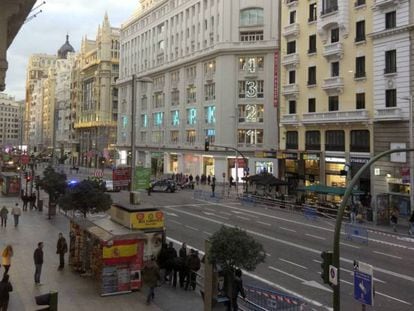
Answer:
xmin=0 ymin=93 xmax=23 ymax=148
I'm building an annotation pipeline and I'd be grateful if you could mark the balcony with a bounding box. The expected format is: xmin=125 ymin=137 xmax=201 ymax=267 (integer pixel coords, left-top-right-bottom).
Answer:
xmin=282 ymin=84 xmax=299 ymax=96
xmin=373 ymin=0 xmax=400 ymax=9
xmin=322 ymin=77 xmax=344 ymax=93
xmin=302 ymin=109 xmax=369 ymax=124
xmin=280 ymin=114 xmax=299 ymax=125
xmin=374 ymin=107 xmax=403 ymax=121
xmin=323 ymin=42 xmax=343 ymax=59
xmin=283 ymin=23 xmax=300 ymax=38
xmin=281 ymin=53 xmax=300 ymax=67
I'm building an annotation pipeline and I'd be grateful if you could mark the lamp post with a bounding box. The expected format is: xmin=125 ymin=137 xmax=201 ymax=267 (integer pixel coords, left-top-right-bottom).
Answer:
xmin=399 ymin=95 xmax=414 ymax=216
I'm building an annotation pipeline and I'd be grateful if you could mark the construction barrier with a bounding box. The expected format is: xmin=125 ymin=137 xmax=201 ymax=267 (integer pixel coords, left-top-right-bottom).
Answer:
xmin=344 ymin=223 xmax=368 ymax=245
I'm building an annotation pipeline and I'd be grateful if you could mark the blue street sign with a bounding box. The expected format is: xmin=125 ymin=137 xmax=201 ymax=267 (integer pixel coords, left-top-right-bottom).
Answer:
xmin=354 ymin=261 xmax=374 ymax=306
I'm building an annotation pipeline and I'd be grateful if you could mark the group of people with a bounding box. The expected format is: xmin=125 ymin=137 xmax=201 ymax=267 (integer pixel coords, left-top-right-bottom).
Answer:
xmin=21 ymin=193 xmax=37 ymax=211
xmin=0 ymin=233 xmax=68 ymax=310
xmin=0 ymin=204 xmax=22 ymax=228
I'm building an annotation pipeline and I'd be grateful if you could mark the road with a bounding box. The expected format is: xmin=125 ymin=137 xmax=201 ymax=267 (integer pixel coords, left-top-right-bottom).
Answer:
xmin=37 ymin=167 xmax=414 ymax=311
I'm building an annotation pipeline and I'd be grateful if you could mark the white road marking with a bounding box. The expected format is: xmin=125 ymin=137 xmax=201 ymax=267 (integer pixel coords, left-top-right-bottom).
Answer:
xmin=169 ymin=220 xmax=182 ymax=225
xmin=236 ymin=215 xmax=251 ymax=221
xmin=185 ymin=225 xmax=199 ymax=231
xmin=306 ymin=234 xmax=326 ymax=241
xmin=279 ymin=258 xmax=308 ymax=269
xmin=166 ymin=212 xmax=178 ymax=217
xmin=203 ymin=207 xmax=216 ymax=212
xmin=376 ymin=291 xmax=412 ymax=305
xmin=231 ymin=210 xmax=259 ymax=218
xmin=203 ymin=231 xmax=212 ymax=236
xmin=164 ymin=206 xmax=414 ymax=284
xmin=257 ymin=221 xmax=271 ymax=226
xmin=219 ymin=211 xmax=232 ymax=216
xmin=373 ymin=251 xmax=402 ymax=260
xmin=202 ymin=212 xmax=228 ymax=220
xmin=340 ymin=242 xmax=360 ymax=249
xmin=280 ymin=227 xmax=296 ymax=233
xmin=266 ymin=253 xmax=272 ymax=257
xmin=313 ymin=259 xmax=322 ymax=264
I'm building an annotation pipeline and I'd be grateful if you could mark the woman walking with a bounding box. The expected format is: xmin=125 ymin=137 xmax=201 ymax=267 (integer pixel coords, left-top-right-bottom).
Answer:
xmin=1 ymin=246 xmax=13 ymax=276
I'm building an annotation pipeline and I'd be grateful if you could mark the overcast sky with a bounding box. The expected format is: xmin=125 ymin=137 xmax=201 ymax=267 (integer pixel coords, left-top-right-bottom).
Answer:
xmin=5 ymin=0 xmax=140 ymax=101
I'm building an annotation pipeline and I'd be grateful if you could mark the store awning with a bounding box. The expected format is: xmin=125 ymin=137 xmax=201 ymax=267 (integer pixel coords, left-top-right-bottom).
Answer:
xmin=297 ymin=184 xmax=365 ymax=196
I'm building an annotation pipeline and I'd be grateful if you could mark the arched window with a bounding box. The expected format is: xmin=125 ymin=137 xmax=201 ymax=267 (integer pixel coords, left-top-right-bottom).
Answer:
xmin=240 ymin=8 xmax=264 ymax=27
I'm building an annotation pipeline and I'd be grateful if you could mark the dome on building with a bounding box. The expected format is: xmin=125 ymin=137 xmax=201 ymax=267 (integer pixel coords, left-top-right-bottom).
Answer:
xmin=57 ymin=34 xmax=75 ymax=59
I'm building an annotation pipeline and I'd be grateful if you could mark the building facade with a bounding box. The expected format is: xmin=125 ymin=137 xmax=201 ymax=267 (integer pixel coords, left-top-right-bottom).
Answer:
xmin=0 ymin=93 xmax=23 ymax=148
xmin=279 ymin=0 xmax=374 ymax=196
xmin=73 ymin=14 xmax=120 ymax=168
xmin=371 ymin=0 xmax=414 ymax=222
xmin=117 ymin=0 xmax=279 ymax=180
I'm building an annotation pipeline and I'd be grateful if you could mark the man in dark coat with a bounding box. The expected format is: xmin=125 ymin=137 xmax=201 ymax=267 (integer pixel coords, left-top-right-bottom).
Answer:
xmin=0 ymin=274 xmax=13 ymax=310
xmin=142 ymin=256 xmax=160 ymax=305
xmin=33 ymin=242 xmax=44 ymax=285
xmin=185 ymin=249 xmax=201 ymax=290
xmin=165 ymin=242 xmax=177 ymax=284
xmin=56 ymin=233 xmax=68 ymax=270
xmin=231 ymin=269 xmax=246 ymax=311
xmin=178 ymin=243 xmax=187 ymax=288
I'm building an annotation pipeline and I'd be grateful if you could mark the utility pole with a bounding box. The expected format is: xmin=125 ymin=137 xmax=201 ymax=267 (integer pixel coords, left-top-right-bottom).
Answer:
xmin=130 ymin=74 xmax=136 ymax=192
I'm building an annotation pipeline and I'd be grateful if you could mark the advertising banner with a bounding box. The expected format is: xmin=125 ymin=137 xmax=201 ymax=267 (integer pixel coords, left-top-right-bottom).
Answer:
xmin=102 ymin=239 xmax=139 ymax=265
xmin=130 ymin=210 xmax=164 ymax=230
xmin=133 ymin=167 xmax=151 ymax=191
xmin=112 ymin=167 xmax=131 ymax=188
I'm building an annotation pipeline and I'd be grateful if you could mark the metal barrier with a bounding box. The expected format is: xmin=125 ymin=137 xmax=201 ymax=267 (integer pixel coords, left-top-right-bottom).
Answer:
xmin=241 ymin=195 xmax=256 ymax=207
xmin=240 ymin=284 xmax=306 ymax=311
xmin=344 ymin=223 xmax=368 ymax=244
xmin=303 ymin=205 xmax=317 ymax=221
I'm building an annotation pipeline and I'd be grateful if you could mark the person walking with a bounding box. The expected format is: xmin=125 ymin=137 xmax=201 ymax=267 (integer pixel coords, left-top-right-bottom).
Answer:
xmin=1 ymin=246 xmax=13 ymax=276
xmin=390 ymin=207 xmax=399 ymax=232
xmin=178 ymin=243 xmax=187 ymax=288
xmin=33 ymin=242 xmax=44 ymax=285
xmin=350 ymin=203 xmax=357 ymax=224
xmin=230 ymin=269 xmax=246 ymax=311
xmin=0 ymin=207 xmax=8 ymax=228
xmin=195 ymin=175 xmax=200 ymax=186
xmin=409 ymin=211 xmax=414 ymax=236
xmin=165 ymin=242 xmax=177 ymax=284
xmin=11 ymin=204 xmax=21 ymax=227
xmin=207 ymin=175 xmax=211 ymax=186
xmin=0 ymin=274 xmax=13 ymax=311
xmin=229 ymin=176 xmax=234 ymax=189
xmin=142 ymin=256 xmax=160 ymax=305
xmin=22 ymin=194 xmax=28 ymax=212
xmin=56 ymin=233 xmax=68 ymax=270
xmin=185 ymin=249 xmax=201 ymax=291
xmin=211 ymin=177 xmax=216 ymax=197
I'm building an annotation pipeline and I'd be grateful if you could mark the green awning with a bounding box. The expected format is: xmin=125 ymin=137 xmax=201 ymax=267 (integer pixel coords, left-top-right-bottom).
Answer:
xmin=297 ymin=184 xmax=365 ymax=196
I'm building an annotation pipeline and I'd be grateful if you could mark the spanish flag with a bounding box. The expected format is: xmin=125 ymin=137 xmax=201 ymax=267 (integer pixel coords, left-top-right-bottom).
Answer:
xmin=103 ymin=239 xmax=139 ymax=265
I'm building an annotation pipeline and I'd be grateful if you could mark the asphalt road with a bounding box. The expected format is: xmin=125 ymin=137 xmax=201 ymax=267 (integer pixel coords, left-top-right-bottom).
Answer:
xmin=39 ymin=167 xmax=414 ymax=311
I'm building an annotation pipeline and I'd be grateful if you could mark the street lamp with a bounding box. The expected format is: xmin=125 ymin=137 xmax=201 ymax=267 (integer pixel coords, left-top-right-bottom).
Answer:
xmin=130 ymin=75 xmax=153 ymax=195
xmin=399 ymin=95 xmax=414 ymax=215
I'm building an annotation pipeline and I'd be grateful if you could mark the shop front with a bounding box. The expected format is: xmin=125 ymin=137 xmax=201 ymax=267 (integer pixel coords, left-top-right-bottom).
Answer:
xmin=151 ymin=152 xmax=164 ymax=177
xmin=203 ymin=156 xmax=215 ymax=177
xmin=227 ymin=157 xmax=248 ymax=184
xmin=281 ymin=152 xmax=301 ymax=194
xmin=0 ymin=172 xmax=21 ymax=196
xmin=350 ymin=157 xmax=371 ymax=194
xmin=302 ymin=153 xmax=320 ymax=186
xmin=324 ymin=155 xmax=347 ymax=203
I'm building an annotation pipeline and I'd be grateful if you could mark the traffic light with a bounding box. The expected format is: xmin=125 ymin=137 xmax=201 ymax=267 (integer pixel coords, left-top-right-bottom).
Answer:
xmin=204 ymin=138 xmax=210 ymax=151
xmin=320 ymin=250 xmax=333 ymax=284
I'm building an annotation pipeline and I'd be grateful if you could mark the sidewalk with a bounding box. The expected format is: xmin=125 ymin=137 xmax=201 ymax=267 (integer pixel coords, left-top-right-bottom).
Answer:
xmin=0 ymin=194 xmax=203 ymax=311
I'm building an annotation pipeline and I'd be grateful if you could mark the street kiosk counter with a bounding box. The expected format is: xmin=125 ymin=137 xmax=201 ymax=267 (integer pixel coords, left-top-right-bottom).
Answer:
xmin=108 ymin=204 xmax=166 ymax=263
xmin=69 ymin=215 xmax=146 ymax=296
xmin=0 ymin=172 xmax=21 ymax=196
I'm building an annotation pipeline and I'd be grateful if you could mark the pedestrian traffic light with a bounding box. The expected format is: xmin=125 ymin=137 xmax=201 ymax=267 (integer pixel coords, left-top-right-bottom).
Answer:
xmin=204 ymin=138 xmax=210 ymax=151
xmin=320 ymin=250 xmax=333 ymax=284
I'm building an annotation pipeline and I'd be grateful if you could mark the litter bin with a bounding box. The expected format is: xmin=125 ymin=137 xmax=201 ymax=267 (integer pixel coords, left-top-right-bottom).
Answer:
xmin=38 ymin=199 xmax=43 ymax=212
xmin=130 ymin=191 xmax=141 ymax=205
xmin=35 ymin=291 xmax=58 ymax=311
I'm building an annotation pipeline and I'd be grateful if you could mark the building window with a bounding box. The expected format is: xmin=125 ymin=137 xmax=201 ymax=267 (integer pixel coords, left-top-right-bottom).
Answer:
xmin=287 ymin=41 xmax=296 ymax=54
xmin=153 ymin=92 xmax=165 ymax=108
xmin=355 ymin=0 xmax=365 ymax=6
xmin=238 ymin=129 xmax=263 ymax=145
xmin=385 ymin=11 xmax=396 ymax=29
xmin=325 ymin=130 xmax=345 ymax=151
xmin=289 ymin=70 xmax=296 ymax=84
xmin=140 ymin=114 xmax=148 ymax=128
xmin=204 ymin=106 xmax=216 ymax=124
xmin=239 ymin=56 xmax=264 ymax=72
xmin=187 ymin=86 xmax=197 ymax=104
xmin=355 ymin=56 xmax=366 ymax=78
xmin=385 ymin=89 xmax=397 ymax=107
xmin=308 ymin=98 xmax=316 ymax=112
xmin=171 ymin=110 xmax=180 ymax=126
xmin=385 ymin=50 xmax=397 ymax=74
xmin=171 ymin=90 xmax=180 ymax=106
xmin=322 ymin=0 xmax=338 ymax=15
xmin=186 ymin=108 xmax=197 ymax=125
xmin=308 ymin=66 xmax=316 ymax=85
xmin=170 ymin=130 xmax=179 ymax=144
xmin=331 ymin=28 xmax=339 ymax=43
xmin=356 ymin=93 xmax=365 ymax=109
xmin=306 ymin=131 xmax=320 ymax=150
xmin=355 ymin=20 xmax=365 ymax=42
xmin=286 ymin=131 xmax=298 ymax=150
xmin=152 ymin=112 xmax=164 ymax=127
xmin=238 ymin=104 xmax=264 ymax=123
xmin=309 ymin=3 xmax=317 ymax=22
xmin=238 ymin=80 xmax=264 ymax=98
xmin=289 ymin=100 xmax=296 ymax=114
xmin=308 ymin=34 xmax=317 ymax=53
xmin=289 ymin=11 xmax=296 ymax=24
xmin=186 ymin=130 xmax=196 ymax=144
xmin=204 ymin=83 xmax=216 ymax=100
xmin=350 ymin=130 xmax=370 ymax=152
xmin=240 ymin=31 xmax=264 ymax=42
xmin=329 ymin=96 xmax=339 ymax=111
xmin=331 ymin=62 xmax=339 ymax=77
xmin=240 ymin=8 xmax=264 ymax=27
xmin=205 ymin=129 xmax=216 ymax=144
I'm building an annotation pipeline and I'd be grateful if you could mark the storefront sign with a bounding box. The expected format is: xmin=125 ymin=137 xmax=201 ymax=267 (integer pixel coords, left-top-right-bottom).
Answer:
xmin=263 ymin=151 xmax=277 ymax=158
xmin=284 ymin=152 xmax=299 ymax=160
xmin=103 ymin=239 xmax=139 ymax=265
xmin=302 ymin=153 xmax=320 ymax=161
xmin=130 ymin=210 xmax=165 ymax=230
xmin=350 ymin=157 xmax=369 ymax=164
xmin=274 ymin=51 xmax=279 ymax=107
xmin=325 ymin=157 xmax=346 ymax=163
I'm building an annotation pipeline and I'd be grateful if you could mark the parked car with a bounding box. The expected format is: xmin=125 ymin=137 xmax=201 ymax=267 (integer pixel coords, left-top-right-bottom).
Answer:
xmin=150 ymin=179 xmax=177 ymax=193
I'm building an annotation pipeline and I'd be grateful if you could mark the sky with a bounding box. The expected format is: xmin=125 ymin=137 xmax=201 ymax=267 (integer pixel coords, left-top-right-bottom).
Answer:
xmin=5 ymin=0 xmax=140 ymax=101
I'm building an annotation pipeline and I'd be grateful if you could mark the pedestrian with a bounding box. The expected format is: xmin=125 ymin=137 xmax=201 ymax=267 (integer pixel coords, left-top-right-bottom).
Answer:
xmin=178 ymin=243 xmax=187 ymax=288
xmin=0 ymin=207 xmax=8 ymax=228
xmin=147 ymin=181 xmax=153 ymax=196
xmin=229 ymin=176 xmax=234 ymax=188
xmin=33 ymin=242 xmax=44 ymax=285
xmin=409 ymin=211 xmax=414 ymax=236
xmin=211 ymin=176 xmax=216 ymax=197
xmin=0 ymin=274 xmax=13 ymax=311
xmin=195 ymin=175 xmax=200 ymax=185
xmin=230 ymin=269 xmax=246 ymax=311
xmin=185 ymin=249 xmax=201 ymax=291
xmin=157 ymin=243 xmax=169 ymax=282
xmin=1 ymin=246 xmax=13 ymax=277
xmin=350 ymin=203 xmax=357 ymax=224
xmin=22 ymin=194 xmax=28 ymax=212
xmin=30 ymin=194 xmax=37 ymax=210
xmin=142 ymin=255 xmax=160 ymax=305
xmin=165 ymin=242 xmax=177 ymax=284
xmin=390 ymin=207 xmax=399 ymax=232
xmin=56 ymin=233 xmax=68 ymax=270
xmin=11 ymin=204 xmax=21 ymax=227
xmin=207 ymin=175 xmax=211 ymax=186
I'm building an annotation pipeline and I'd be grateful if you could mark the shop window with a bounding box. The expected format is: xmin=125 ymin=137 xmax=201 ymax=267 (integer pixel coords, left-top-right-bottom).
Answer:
xmin=286 ymin=131 xmax=298 ymax=150
xmin=306 ymin=131 xmax=320 ymax=150
xmin=325 ymin=130 xmax=345 ymax=151
xmin=350 ymin=130 xmax=370 ymax=152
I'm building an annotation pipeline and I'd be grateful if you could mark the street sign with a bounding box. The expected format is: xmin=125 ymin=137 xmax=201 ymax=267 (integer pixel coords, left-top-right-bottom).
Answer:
xmin=329 ymin=265 xmax=338 ymax=286
xmin=354 ymin=260 xmax=374 ymax=306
